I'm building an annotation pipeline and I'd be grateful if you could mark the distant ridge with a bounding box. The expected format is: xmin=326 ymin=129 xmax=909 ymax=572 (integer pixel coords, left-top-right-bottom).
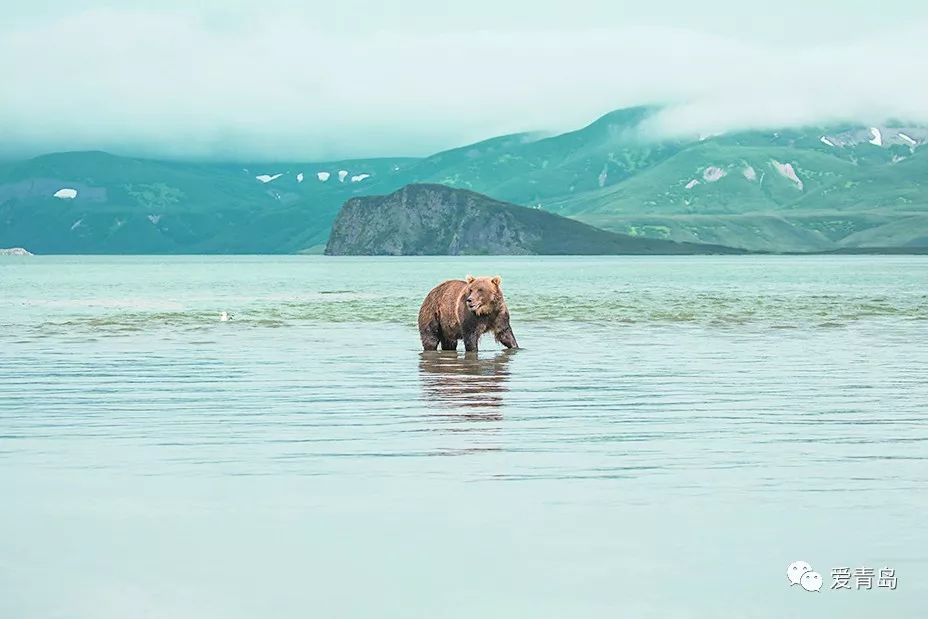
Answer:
xmin=324 ymin=184 xmax=745 ymax=255
xmin=1 ymin=105 xmax=927 ymax=253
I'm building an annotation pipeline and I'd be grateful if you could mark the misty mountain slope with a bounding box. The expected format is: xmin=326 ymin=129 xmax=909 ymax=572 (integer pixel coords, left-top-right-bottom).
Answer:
xmin=572 ymin=212 xmax=888 ymax=252
xmin=538 ymin=132 xmax=928 ymax=250
xmin=2 ymin=106 xmax=927 ymax=253
xmin=0 ymin=151 xmax=418 ymax=253
xmin=325 ymin=184 xmax=744 ymax=255
xmin=836 ymin=213 xmax=928 ymax=248
xmin=544 ymin=142 xmax=859 ymax=216
xmin=402 ymin=106 xmax=682 ymax=205
xmin=712 ymin=125 xmax=928 ymax=167
xmin=792 ymin=146 xmax=928 ymax=213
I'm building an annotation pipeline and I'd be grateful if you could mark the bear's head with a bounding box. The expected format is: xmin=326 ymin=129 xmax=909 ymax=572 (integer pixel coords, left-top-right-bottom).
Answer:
xmin=464 ymin=275 xmax=503 ymax=316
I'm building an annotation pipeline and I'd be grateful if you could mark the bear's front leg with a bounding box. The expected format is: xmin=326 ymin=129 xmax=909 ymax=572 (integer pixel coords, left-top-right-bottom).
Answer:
xmin=440 ymin=338 xmax=458 ymax=351
xmin=463 ymin=331 xmax=480 ymax=352
xmin=496 ymin=327 xmax=518 ymax=349
xmin=493 ymin=310 xmax=519 ymax=349
xmin=421 ymin=333 xmax=440 ymax=351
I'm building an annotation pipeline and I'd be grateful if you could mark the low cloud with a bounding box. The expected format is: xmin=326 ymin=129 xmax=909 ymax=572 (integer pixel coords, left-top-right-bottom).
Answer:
xmin=2 ymin=7 xmax=927 ymax=161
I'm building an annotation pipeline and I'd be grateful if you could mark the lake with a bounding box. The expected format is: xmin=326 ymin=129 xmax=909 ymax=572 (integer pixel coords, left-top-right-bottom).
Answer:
xmin=1 ymin=255 xmax=926 ymax=618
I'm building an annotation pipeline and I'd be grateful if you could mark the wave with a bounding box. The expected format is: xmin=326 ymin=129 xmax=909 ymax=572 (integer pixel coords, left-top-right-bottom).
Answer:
xmin=17 ymin=291 xmax=928 ymax=338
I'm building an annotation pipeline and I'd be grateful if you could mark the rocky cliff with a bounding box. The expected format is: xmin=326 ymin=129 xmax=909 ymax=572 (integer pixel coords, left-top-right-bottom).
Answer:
xmin=324 ymin=184 xmax=743 ymax=255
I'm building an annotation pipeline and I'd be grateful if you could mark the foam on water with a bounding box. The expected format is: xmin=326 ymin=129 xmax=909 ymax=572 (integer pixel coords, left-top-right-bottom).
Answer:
xmin=4 ymin=255 xmax=925 ymax=338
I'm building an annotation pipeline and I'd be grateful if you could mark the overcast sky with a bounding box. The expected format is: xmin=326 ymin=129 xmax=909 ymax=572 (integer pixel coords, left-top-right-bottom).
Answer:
xmin=2 ymin=0 xmax=927 ymax=161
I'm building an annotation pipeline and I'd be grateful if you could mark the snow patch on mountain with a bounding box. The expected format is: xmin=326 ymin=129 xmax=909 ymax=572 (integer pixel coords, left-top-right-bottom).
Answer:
xmin=824 ymin=126 xmax=926 ymax=148
xmin=0 ymin=247 xmax=32 ymax=256
xmin=771 ymin=160 xmax=803 ymax=190
xmin=598 ymin=165 xmax=608 ymax=188
xmin=820 ymin=136 xmax=836 ymax=147
xmin=338 ymin=170 xmax=348 ymax=183
xmin=350 ymin=173 xmax=371 ymax=183
xmin=685 ymin=179 xmax=700 ymax=190
xmin=317 ymin=172 xmax=330 ymax=182
xmin=256 ymin=174 xmax=283 ymax=183
xmin=54 ymin=188 xmax=78 ymax=199
xmin=702 ymin=166 xmax=726 ymax=182
xmin=147 ymin=214 xmax=161 ymax=225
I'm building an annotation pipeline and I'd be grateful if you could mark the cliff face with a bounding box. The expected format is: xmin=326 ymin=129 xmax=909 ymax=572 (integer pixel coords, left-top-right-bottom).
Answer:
xmin=326 ymin=184 xmax=537 ymax=255
xmin=324 ymin=184 xmax=743 ymax=255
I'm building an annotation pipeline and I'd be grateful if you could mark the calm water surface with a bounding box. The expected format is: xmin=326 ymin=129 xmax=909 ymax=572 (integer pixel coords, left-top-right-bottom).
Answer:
xmin=1 ymin=256 xmax=926 ymax=618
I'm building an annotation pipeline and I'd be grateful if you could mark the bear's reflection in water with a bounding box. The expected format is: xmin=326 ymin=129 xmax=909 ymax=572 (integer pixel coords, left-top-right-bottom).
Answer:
xmin=418 ymin=349 xmax=517 ymax=420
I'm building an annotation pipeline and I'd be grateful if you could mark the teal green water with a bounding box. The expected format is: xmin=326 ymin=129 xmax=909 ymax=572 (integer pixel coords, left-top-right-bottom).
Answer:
xmin=1 ymin=255 xmax=926 ymax=618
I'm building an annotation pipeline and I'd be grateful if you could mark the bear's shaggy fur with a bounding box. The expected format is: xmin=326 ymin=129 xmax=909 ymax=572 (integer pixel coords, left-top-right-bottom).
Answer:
xmin=418 ymin=275 xmax=518 ymax=352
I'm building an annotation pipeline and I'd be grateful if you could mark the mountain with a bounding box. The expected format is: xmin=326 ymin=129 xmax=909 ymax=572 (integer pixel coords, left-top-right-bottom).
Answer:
xmin=0 ymin=151 xmax=416 ymax=253
xmin=543 ymin=127 xmax=928 ymax=251
xmin=401 ymin=116 xmax=928 ymax=251
xmin=396 ymin=106 xmax=680 ymax=205
xmin=1 ymin=107 xmax=927 ymax=253
xmin=324 ymin=184 xmax=744 ymax=255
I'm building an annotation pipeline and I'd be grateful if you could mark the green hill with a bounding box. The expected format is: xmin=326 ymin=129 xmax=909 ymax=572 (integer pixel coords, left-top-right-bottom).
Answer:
xmin=0 ymin=152 xmax=416 ymax=253
xmin=1 ymin=107 xmax=927 ymax=253
xmin=542 ymin=134 xmax=928 ymax=251
xmin=400 ymin=106 xmax=681 ymax=204
xmin=325 ymin=184 xmax=744 ymax=255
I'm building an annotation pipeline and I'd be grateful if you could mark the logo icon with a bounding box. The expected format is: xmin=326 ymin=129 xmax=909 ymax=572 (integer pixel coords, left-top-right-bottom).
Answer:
xmin=787 ymin=560 xmax=812 ymax=586
xmin=789 ymin=561 xmax=898 ymax=593
xmin=800 ymin=571 xmax=823 ymax=592
xmin=787 ymin=561 xmax=822 ymax=592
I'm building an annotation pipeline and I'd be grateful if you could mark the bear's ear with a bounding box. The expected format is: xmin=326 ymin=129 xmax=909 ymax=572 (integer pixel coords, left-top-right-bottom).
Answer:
xmin=465 ymin=275 xmax=475 ymax=283
xmin=491 ymin=275 xmax=502 ymax=287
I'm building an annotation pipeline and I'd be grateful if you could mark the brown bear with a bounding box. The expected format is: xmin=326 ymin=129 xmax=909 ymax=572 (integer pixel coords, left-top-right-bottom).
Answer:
xmin=418 ymin=275 xmax=518 ymax=352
